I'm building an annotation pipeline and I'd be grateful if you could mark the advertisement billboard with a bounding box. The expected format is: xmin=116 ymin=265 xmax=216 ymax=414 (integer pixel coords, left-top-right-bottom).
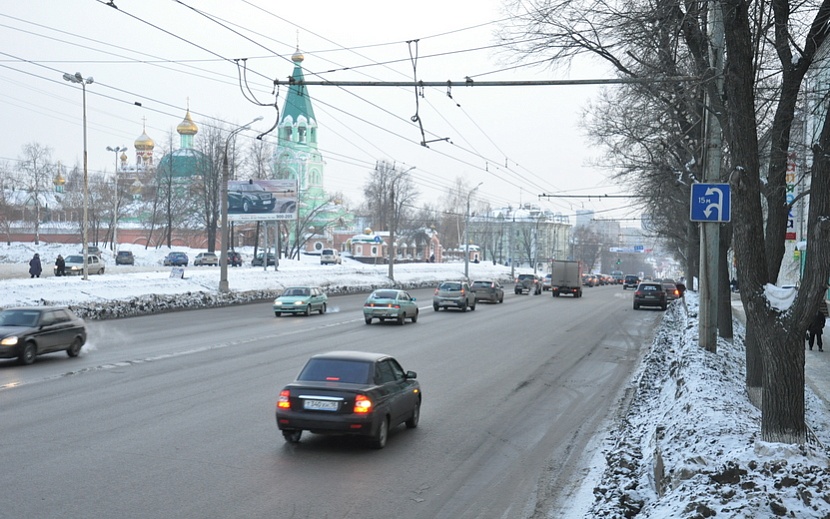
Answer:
xmin=227 ymin=179 xmax=297 ymax=221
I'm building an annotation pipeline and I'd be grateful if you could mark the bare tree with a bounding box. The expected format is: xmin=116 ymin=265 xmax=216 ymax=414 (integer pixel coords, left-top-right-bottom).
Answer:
xmin=501 ymin=0 xmax=830 ymax=442
xmin=17 ymin=143 xmax=55 ymax=245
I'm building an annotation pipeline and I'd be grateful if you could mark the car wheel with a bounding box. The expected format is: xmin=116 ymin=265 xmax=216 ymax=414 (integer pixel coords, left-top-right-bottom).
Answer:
xmin=461 ymin=303 xmax=467 ymax=312
xmin=661 ymin=303 xmax=668 ymax=311
xmin=66 ymin=338 xmax=82 ymax=358
xmin=370 ymin=417 xmax=389 ymax=449
xmin=411 ymin=309 xmax=419 ymax=323
xmin=320 ymin=303 xmax=326 ymax=315
xmin=99 ymin=267 xmax=105 ymax=275
xmin=405 ymin=401 xmax=420 ymax=429
xmin=433 ymin=305 xmax=439 ymax=312
xmin=275 ymin=312 xmax=281 ymax=317
xmin=282 ymin=430 xmax=302 ymax=444
xmin=304 ymin=305 xmax=311 ymax=317
xmin=470 ymin=302 xmax=476 ymax=311
xmin=242 ymin=199 xmax=252 ymax=213
xmin=18 ymin=342 xmax=36 ymax=365
xmin=633 ymin=303 xmax=640 ymax=310
xmin=398 ymin=314 xmax=405 ymax=325
xmin=365 ymin=317 xmax=372 ymax=325
xmin=499 ymin=296 xmax=504 ymax=303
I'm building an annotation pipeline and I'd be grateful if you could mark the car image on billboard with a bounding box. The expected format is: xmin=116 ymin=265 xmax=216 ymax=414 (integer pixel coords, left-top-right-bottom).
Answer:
xmin=227 ymin=179 xmax=297 ymax=221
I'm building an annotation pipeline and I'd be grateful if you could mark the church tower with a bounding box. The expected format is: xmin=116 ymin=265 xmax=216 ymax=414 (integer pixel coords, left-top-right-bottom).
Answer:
xmin=272 ymin=47 xmax=326 ymax=209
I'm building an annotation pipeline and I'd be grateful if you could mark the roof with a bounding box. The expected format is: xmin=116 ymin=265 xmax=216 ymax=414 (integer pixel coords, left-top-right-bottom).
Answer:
xmin=309 ymin=351 xmax=390 ymax=363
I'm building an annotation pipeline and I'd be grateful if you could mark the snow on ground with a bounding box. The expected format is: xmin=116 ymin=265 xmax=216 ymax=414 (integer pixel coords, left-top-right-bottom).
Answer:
xmin=2 ymin=242 xmax=830 ymax=517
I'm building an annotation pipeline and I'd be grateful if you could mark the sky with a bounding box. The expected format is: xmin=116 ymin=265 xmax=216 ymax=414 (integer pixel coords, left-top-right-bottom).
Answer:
xmin=0 ymin=0 xmax=639 ymax=226
xmin=2 ymin=241 xmax=829 ymax=516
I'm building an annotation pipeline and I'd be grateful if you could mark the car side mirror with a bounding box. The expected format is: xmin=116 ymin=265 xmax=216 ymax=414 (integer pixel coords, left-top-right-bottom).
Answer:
xmin=405 ymin=370 xmax=417 ymax=379
xmin=412 ymin=297 xmax=416 ymax=301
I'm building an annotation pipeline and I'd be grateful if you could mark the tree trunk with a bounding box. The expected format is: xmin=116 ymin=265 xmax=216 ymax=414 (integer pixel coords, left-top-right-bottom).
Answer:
xmin=760 ymin=329 xmax=805 ymax=443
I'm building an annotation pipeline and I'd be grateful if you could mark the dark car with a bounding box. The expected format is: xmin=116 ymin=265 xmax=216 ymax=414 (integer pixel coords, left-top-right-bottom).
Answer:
xmin=433 ymin=280 xmax=477 ymax=311
xmin=228 ymin=181 xmax=276 ymax=213
xmin=252 ymin=252 xmax=276 ymax=266
xmin=0 ymin=307 xmax=87 ymax=365
xmin=633 ymin=282 xmax=668 ymax=310
xmin=228 ymin=250 xmax=243 ymax=267
xmin=623 ymin=275 xmax=640 ymax=290
xmin=663 ymin=282 xmax=681 ymax=302
xmin=515 ymin=273 xmax=542 ymax=295
xmin=470 ymin=279 xmax=504 ymax=303
xmin=163 ymin=252 xmax=189 ymax=267
xmin=275 ymin=351 xmax=421 ymax=449
xmin=115 ymin=250 xmax=134 ymax=265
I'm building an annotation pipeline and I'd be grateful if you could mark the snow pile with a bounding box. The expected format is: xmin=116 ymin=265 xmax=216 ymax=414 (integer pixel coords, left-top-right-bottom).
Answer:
xmin=588 ymin=296 xmax=830 ymax=518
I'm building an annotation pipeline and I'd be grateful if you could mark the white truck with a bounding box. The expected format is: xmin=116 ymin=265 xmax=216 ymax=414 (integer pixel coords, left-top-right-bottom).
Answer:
xmin=550 ymin=260 xmax=583 ymax=298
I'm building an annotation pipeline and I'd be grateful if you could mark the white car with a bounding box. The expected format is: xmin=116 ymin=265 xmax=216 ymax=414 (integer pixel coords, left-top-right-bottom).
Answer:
xmin=320 ymin=248 xmax=341 ymax=265
xmin=193 ymin=252 xmax=219 ymax=266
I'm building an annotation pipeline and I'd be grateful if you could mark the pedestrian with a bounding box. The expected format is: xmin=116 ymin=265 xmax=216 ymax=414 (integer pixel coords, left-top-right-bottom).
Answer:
xmin=28 ymin=253 xmax=42 ymax=278
xmin=55 ymin=254 xmax=66 ymax=277
xmin=807 ymin=309 xmax=826 ymax=352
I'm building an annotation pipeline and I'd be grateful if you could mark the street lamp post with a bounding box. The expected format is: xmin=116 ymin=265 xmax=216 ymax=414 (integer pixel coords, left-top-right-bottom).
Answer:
xmin=219 ymin=116 xmax=263 ymax=293
xmin=63 ymin=72 xmax=94 ymax=280
xmin=464 ymin=182 xmax=483 ymax=280
xmin=106 ymin=146 xmax=127 ymax=252
xmin=387 ymin=166 xmax=416 ymax=281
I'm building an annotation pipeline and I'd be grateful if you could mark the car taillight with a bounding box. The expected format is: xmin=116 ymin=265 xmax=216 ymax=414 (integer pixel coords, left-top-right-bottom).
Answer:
xmin=635 ymin=291 xmax=643 ymax=296
xmin=354 ymin=394 xmax=373 ymax=414
xmin=277 ymin=390 xmax=291 ymax=409
xmin=434 ymin=288 xmax=439 ymax=294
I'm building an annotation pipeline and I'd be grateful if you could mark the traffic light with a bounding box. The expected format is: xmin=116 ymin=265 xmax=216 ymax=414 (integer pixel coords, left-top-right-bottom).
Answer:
xmin=616 ymin=258 xmax=621 ymax=265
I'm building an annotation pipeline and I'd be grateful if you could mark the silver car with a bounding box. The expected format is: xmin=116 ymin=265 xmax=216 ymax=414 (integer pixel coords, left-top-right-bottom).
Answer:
xmin=433 ymin=281 xmax=476 ymax=312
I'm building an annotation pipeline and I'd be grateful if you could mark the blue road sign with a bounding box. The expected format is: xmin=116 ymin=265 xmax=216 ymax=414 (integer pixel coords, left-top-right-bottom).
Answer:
xmin=690 ymin=183 xmax=731 ymax=222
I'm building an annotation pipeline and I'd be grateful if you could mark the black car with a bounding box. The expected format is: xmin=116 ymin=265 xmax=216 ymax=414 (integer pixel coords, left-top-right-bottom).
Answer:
xmin=115 ymin=250 xmax=135 ymax=265
xmin=228 ymin=250 xmax=243 ymax=267
xmin=228 ymin=182 xmax=276 ymax=213
xmin=515 ymin=274 xmax=542 ymax=295
xmin=252 ymin=252 xmax=276 ymax=267
xmin=633 ymin=282 xmax=668 ymax=310
xmin=0 ymin=307 xmax=87 ymax=365
xmin=623 ymin=275 xmax=640 ymax=290
xmin=275 ymin=351 xmax=421 ymax=449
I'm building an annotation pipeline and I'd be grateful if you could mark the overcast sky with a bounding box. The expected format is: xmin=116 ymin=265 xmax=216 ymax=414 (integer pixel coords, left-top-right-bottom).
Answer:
xmin=0 ymin=0 xmax=640 ymax=226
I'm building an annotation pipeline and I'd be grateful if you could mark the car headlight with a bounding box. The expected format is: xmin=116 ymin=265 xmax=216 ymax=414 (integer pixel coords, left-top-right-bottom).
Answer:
xmin=1 ymin=336 xmax=19 ymax=346
xmin=274 ymin=301 xmax=283 ymax=306
xmin=294 ymin=301 xmax=306 ymax=306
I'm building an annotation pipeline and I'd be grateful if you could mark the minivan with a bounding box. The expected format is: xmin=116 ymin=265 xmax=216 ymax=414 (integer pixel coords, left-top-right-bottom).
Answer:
xmin=320 ymin=248 xmax=341 ymax=265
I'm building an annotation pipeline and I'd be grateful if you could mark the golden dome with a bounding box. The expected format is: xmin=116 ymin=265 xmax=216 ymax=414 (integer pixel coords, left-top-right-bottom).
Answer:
xmin=53 ymin=171 xmax=65 ymax=186
xmin=135 ymin=130 xmax=154 ymax=149
xmin=177 ymin=109 xmax=198 ymax=135
xmin=120 ymin=151 xmax=128 ymax=162
xmin=292 ymin=46 xmax=304 ymax=63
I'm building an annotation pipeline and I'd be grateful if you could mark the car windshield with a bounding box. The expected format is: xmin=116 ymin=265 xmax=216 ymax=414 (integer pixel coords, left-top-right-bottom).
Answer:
xmin=298 ymin=359 xmax=372 ymax=384
xmin=372 ymin=290 xmax=399 ymax=300
xmin=0 ymin=309 xmax=40 ymax=327
xmin=65 ymin=255 xmax=83 ymax=263
xmin=117 ymin=251 xmax=131 ymax=256
xmin=284 ymin=288 xmax=310 ymax=297
xmin=641 ymin=285 xmax=659 ymax=291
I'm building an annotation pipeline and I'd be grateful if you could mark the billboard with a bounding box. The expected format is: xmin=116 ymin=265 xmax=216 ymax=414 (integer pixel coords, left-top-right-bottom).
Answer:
xmin=227 ymin=179 xmax=297 ymax=221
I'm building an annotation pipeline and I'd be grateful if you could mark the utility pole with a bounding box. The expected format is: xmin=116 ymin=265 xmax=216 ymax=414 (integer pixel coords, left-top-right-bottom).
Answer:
xmin=699 ymin=1 xmax=725 ymax=352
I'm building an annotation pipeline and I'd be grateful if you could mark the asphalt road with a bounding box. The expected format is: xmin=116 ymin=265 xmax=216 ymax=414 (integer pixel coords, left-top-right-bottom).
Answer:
xmin=0 ymin=285 xmax=660 ymax=519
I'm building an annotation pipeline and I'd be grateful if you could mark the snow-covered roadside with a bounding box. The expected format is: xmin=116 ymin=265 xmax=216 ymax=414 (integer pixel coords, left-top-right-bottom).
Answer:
xmin=585 ymin=296 xmax=830 ymax=518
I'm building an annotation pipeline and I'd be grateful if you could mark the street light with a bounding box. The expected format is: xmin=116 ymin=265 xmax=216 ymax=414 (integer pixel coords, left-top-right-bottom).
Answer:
xmin=387 ymin=165 xmax=416 ymax=281
xmin=63 ymin=72 xmax=94 ymax=280
xmin=464 ymin=182 xmax=483 ymax=280
xmin=219 ymin=116 xmax=263 ymax=293
xmin=106 ymin=145 xmax=127 ymax=251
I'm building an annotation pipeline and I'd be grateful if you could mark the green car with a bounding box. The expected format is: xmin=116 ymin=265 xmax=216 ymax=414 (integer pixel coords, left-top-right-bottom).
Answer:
xmin=363 ymin=289 xmax=419 ymax=325
xmin=274 ymin=287 xmax=328 ymax=317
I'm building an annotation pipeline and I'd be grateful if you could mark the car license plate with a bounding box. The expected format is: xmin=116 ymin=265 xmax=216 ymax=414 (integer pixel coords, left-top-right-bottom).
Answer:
xmin=303 ymin=399 xmax=338 ymax=411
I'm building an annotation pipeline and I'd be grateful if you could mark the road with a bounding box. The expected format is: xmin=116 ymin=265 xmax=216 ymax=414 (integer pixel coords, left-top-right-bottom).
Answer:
xmin=0 ymin=285 xmax=660 ymax=519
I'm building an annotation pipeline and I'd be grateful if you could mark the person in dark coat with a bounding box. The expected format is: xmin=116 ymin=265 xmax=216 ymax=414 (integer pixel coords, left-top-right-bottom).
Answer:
xmin=28 ymin=253 xmax=42 ymax=278
xmin=808 ymin=309 xmax=826 ymax=352
xmin=55 ymin=254 xmax=66 ymax=277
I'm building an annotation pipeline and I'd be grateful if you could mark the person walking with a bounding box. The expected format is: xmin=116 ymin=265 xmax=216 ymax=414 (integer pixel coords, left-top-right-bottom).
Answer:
xmin=55 ymin=254 xmax=66 ymax=277
xmin=28 ymin=253 xmax=42 ymax=278
xmin=808 ymin=309 xmax=826 ymax=352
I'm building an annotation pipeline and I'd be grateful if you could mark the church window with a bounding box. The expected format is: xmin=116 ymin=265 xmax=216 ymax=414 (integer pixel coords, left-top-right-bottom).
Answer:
xmin=298 ymin=125 xmax=306 ymax=143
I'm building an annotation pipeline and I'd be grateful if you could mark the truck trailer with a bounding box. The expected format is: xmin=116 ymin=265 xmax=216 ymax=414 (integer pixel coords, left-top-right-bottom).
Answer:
xmin=551 ymin=260 xmax=583 ymax=298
